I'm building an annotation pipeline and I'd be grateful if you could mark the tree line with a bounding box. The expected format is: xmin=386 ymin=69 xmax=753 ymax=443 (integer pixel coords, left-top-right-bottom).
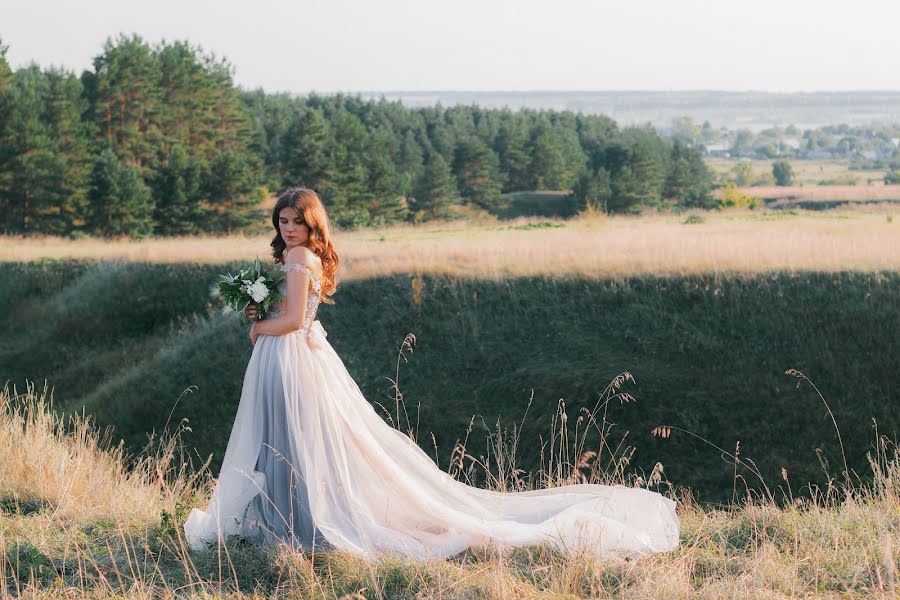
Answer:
xmin=0 ymin=34 xmax=716 ymax=237
xmin=669 ymin=117 xmax=900 ymax=165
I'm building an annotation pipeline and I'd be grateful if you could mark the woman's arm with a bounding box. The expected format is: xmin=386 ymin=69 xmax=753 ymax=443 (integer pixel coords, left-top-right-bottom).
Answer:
xmin=251 ymin=304 xmax=305 ymax=337
xmin=250 ymin=246 xmax=313 ymax=342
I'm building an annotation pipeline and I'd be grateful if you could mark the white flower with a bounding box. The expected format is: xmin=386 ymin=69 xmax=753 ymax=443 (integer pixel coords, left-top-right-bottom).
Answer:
xmin=248 ymin=281 xmax=270 ymax=303
xmin=240 ymin=279 xmax=254 ymax=294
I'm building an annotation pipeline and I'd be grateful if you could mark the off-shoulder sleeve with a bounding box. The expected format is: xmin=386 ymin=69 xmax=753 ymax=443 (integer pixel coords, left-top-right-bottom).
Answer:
xmin=280 ymin=262 xmax=315 ymax=277
xmin=280 ymin=262 xmax=322 ymax=293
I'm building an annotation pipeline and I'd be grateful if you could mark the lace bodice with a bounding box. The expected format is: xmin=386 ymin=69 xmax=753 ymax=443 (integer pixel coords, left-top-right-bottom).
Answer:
xmin=265 ymin=261 xmax=323 ymax=338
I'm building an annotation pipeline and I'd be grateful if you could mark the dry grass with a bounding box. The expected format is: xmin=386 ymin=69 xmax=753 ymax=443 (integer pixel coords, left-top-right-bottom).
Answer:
xmin=1 ymin=371 xmax=897 ymax=598
xmin=0 ymin=381 xmax=196 ymax=526
xmin=2 ymin=209 xmax=898 ymax=281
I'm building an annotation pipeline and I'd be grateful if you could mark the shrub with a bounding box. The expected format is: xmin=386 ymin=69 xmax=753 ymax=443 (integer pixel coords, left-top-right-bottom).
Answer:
xmin=772 ymin=160 xmax=794 ymax=186
xmin=720 ymin=183 xmax=759 ymax=209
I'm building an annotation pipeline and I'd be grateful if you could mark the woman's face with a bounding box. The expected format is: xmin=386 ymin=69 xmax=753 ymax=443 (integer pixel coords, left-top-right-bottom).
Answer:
xmin=279 ymin=206 xmax=309 ymax=250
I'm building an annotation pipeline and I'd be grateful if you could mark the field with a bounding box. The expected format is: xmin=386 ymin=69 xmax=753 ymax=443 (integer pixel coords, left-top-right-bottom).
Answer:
xmin=705 ymin=159 xmax=890 ymax=187
xmin=706 ymin=159 xmax=900 ymax=210
xmin=729 ymin=185 xmax=900 ymax=202
xmin=2 ymin=206 xmax=899 ymax=598
xmin=3 ymin=207 xmax=898 ymax=279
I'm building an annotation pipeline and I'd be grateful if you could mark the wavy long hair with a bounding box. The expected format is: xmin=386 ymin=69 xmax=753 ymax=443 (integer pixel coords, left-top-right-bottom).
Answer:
xmin=270 ymin=186 xmax=339 ymax=304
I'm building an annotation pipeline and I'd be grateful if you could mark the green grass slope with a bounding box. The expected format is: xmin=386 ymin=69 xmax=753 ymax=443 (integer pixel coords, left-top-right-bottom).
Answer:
xmin=2 ymin=258 xmax=897 ymax=503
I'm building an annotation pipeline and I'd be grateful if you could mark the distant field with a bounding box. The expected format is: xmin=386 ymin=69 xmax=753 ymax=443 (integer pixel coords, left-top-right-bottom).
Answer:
xmin=715 ymin=184 xmax=900 ymax=210
xmin=733 ymin=184 xmax=900 ymax=200
xmin=3 ymin=209 xmax=898 ymax=278
xmin=706 ymin=158 xmax=888 ymax=186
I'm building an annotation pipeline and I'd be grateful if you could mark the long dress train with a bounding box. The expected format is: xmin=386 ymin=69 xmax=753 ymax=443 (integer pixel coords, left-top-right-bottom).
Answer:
xmin=184 ymin=260 xmax=680 ymax=560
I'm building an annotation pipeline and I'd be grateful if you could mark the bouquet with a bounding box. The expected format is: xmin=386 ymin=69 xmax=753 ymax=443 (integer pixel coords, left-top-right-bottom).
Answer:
xmin=211 ymin=256 xmax=285 ymax=321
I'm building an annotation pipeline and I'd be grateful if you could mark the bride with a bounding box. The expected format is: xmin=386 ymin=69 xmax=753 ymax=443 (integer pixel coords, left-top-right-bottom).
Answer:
xmin=183 ymin=186 xmax=680 ymax=560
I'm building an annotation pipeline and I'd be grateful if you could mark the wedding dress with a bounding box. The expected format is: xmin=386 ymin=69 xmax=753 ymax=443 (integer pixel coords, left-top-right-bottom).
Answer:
xmin=183 ymin=259 xmax=680 ymax=560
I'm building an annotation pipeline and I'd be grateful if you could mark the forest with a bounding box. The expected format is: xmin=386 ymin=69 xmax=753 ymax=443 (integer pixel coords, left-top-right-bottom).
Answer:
xmin=0 ymin=34 xmax=716 ymax=237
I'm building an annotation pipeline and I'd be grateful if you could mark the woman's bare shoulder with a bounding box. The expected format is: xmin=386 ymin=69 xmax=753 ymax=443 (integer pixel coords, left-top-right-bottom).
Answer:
xmin=286 ymin=245 xmax=314 ymax=263
xmin=286 ymin=246 xmax=323 ymax=275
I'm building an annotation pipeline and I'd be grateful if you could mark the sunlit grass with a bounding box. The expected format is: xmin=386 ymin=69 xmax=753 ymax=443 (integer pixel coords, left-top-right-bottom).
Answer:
xmin=2 ymin=208 xmax=898 ymax=281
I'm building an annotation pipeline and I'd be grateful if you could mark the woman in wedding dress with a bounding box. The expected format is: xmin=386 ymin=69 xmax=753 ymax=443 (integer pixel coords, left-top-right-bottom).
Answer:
xmin=183 ymin=186 xmax=680 ymax=560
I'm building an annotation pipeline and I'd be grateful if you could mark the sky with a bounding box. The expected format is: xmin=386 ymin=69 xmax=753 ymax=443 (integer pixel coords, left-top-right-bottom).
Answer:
xmin=3 ymin=0 xmax=900 ymax=93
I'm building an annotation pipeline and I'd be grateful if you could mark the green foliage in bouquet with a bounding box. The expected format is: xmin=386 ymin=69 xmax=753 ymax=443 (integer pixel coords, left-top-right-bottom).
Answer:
xmin=211 ymin=256 xmax=285 ymax=321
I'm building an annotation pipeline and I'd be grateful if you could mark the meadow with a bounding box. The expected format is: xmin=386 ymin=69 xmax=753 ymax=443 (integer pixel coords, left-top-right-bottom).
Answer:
xmin=706 ymin=159 xmax=900 ymax=210
xmin=705 ymin=159 xmax=890 ymax=187
xmin=0 ymin=374 xmax=896 ymax=598
xmin=1 ymin=205 xmax=898 ymax=597
xmin=4 ymin=207 xmax=898 ymax=278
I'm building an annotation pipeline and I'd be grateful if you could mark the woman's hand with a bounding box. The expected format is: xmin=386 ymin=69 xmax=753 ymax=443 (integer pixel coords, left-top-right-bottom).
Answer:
xmin=306 ymin=335 xmax=322 ymax=351
xmin=244 ymin=302 xmax=259 ymax=321
xmin=250 ymin=322 xmax=261 ymax=346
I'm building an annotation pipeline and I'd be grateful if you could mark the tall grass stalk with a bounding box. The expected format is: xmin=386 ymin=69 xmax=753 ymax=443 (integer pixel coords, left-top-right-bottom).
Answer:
xmin=1 ymin=365 xmax=897 ymax=598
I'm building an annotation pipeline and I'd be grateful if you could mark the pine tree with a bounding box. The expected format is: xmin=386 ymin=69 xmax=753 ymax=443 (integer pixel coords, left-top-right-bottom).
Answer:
xmin=665 ymin=142 xmax=716 ymax=209
xmin=572 ymin=167 xmax=612 ymax=213
xmin=0 ymin=65 xmax=92 ymax=234
xmin=43 ymin=68 xmax=94 ymax=233
xmin=365 ymin=127 xmax=407 ymax=224
xmin=0 ymin=66 xmax=57 ymax=233
xmin=413 ymin=153 xmax=458 ymax=221
xmin=240 ymin=88 xmax=290 ymax=187
xmin=86 ymin=148 xmax=154 ymax=237
xmin=452 ymin=135 xmax=505 ymax=210
xmin=86 ymin=149 xmax=121 ymax=234
xmin=576 ymin=113 xmax=619 ymax=172
xmin=0 ymin=40 xmax=11 ymax=219
xmin=529 ymin=121 xmax=568 ymax=189
xmin=203 ymin=150 xmax=265 ymax=233
xmin=281 ymin=107 xmax=335 ymax=190
xmin=324 ymin=109 xmax=372 ymax=227
xmin=0 ymin=41 xmax=10 ymax=231
xmin=152 ymin=144 xmax=205 ymax=235
xmin=495 ymin=118 xmax=531 ymax=192
xmin=0 ymin=37 xmax=11 ymax=95
xmin=92 ymin=34 xmax=164 ymax=174
xmin=422 ymin=105 xmax=455 ymax=163
xmin=663 ymin=155 xmax=693 ymax=206
xmin=609 ymin=166 xmax=644 ymax=214
xmin=158 ymin=40 xmax=208 ymax=158
xmin=398 ymin=129 xmax=425 ymax=193
xmin=556 ymin=122 xmax=588 ymax=190
xmin=116 ymin=162 xmax=154 ymax=238
xmin=621 ymin=126 xmax=669 ymax=210
xmin=190 ymin=47 xmax=254 ymax=157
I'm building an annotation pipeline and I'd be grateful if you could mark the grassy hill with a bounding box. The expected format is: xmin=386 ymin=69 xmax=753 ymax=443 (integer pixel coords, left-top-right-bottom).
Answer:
xmin=1 ymin=371 xmax=897 ymax=598
xmin=2 ymin=258 xmax=897 ymax=504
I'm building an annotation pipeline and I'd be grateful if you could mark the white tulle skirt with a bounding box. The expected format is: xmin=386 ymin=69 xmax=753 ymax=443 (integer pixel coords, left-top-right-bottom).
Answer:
xmin=184 ymin=320 xmax=680 ymax=560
